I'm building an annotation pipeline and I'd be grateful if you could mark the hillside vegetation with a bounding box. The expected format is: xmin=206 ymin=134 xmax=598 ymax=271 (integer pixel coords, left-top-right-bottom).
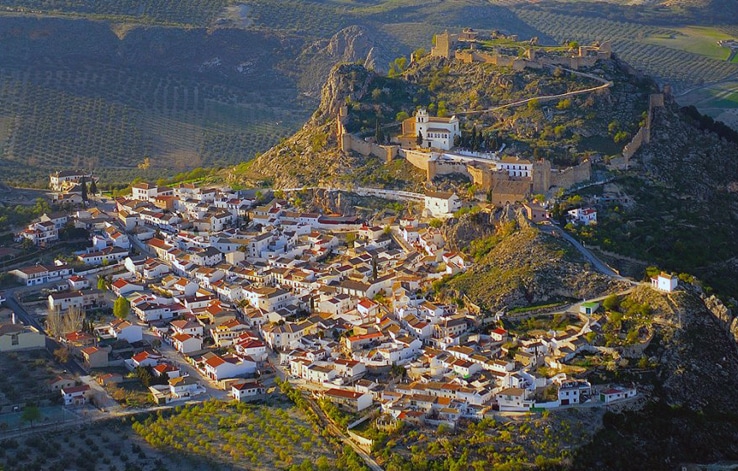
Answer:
xmin=231 ymin=48 xmax=656 ymax=188
xmin=0 ymin=0 xmax=736 ymax=185
xmin=441 ymin=213 xmax=627 ymax=312
xmin=572 ymin=286 xmax=738 ymax=470
xmin=566 ymin=100 xmax=738 ymax=299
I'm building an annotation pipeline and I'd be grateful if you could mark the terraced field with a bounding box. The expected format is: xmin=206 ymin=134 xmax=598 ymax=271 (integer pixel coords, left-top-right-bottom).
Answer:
xmin=0 ymin=0 xmax=231 ymax=26
xmin=513 ymin=9 xmax=738 ymax=93
xmin=0 ymin=63 xmax=305 ymax=184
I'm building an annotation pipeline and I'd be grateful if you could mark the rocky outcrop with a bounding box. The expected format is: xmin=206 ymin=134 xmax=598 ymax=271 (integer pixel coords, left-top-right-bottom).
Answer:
xmin=297 ymin=25 xmax=389 ymax=98
xmin=448 ymin=221 xmax=628 ymax=311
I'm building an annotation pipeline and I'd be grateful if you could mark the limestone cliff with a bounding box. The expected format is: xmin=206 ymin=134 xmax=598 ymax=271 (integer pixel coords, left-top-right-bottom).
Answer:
xmin=297 ymin=25 xmax=390 ymax=98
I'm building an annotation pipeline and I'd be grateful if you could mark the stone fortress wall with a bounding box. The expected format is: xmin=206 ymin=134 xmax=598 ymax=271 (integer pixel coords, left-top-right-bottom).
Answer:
xmin=431 ymin=30 xmax=612 ymax=72
xmin=621 ymin=92 xmax=665 ymax=168
xmin=337 ymin=105 xmax=398 ymax=162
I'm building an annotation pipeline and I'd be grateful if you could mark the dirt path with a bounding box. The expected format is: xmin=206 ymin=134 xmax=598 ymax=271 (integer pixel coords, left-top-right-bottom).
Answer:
xmin=457 ymin=67 xmax=613 ymax=116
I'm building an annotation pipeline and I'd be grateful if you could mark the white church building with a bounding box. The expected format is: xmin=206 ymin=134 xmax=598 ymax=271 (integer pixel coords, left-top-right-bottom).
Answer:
xmin=402 ymin=108 xmax=461 ymax=151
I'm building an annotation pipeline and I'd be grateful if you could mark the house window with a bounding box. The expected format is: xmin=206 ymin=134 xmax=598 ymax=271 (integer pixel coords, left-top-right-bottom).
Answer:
xmin=11 ymin=334 xmax=19 ymax=346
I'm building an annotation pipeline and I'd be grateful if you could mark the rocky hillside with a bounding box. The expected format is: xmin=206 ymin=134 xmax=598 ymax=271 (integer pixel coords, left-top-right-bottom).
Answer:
xmin=442 ymin=212 xmax=628 ymax=311
xmin=229 ymin=47 xmax=652 ymax=188
xmin=296 ymin=25 xmax=392 ymax=98
xmin=571 ymin=98 xmax=738 ymax=299
xmin=573 ymin=285 xmax=738 ymax=470
xmin=227 ymin=62 xmax=426 ymax=189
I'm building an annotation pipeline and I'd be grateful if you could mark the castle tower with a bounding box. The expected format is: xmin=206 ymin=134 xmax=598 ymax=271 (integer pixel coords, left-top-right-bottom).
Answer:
xmin=532 ymin=159 xmax=551 ymax=194
xmin=431 ymin=31 xmax=453 ymax=59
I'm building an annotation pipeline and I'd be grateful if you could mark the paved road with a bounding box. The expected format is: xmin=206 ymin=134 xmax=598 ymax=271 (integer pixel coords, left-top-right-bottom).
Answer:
xmin=540 ymin=224 xmax=637 ymax=284
xmin=143 ymin=330 xmax=228 ymax=400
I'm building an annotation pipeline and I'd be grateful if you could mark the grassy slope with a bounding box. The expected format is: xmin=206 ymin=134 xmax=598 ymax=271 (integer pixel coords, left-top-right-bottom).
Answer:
xmin=447 ymin=218 xmax=624 ymax=312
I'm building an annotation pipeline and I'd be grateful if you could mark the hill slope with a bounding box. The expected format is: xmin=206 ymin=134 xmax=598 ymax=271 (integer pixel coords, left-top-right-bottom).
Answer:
xmin=443 ymin=212 xmax=628 ymax=311
xmin=573 ymin=286 xmax=738 ymax=470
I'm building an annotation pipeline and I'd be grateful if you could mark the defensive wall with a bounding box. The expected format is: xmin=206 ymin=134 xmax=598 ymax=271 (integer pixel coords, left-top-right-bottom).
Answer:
xmin=401 ymin=148 xmax=591 ymax=200
xmin=337 ymin=105 xmax=399 ymax=162
xmin=432 ymin=30 xmax=612 ymax=72
xmin=621 ymin=92 xmax=665 ymax=168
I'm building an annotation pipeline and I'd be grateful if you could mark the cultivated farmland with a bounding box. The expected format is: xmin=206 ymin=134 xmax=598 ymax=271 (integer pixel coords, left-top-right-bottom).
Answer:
xmin=133 ymin=399 xmax=338 ymax=470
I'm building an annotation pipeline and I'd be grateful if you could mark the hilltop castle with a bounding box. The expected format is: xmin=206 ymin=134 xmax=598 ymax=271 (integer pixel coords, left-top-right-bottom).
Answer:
xmin=431 ymin=29 xmax=612 ymax=71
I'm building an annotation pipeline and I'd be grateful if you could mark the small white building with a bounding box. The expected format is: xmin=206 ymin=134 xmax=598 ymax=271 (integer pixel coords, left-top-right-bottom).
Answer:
xmin=424 ymin=191 xmax=462 ymax=218
xmin=651 ymin=273 xmax=678 ymax=292
xmin=567 ymin=207 xmax=597 ymax=225
xmin=231 ymin=380 xmax=266 ymax=401
xmin=171 ymin=333 xmax=203 ymax=354
xmin=497 ymin=157 xmax=533 ymax=178
xmin=61 ymin=384 xmax=91 ymax=406
xmin=108 ymin=319 xmax=143 ymax=344
xmin=599 ymin=387 xmax=636 ymax=404
xmin=496 ymin=387 xmax=534 ymax=412
xmin=322 ymin=388 xmax=373 ymax=412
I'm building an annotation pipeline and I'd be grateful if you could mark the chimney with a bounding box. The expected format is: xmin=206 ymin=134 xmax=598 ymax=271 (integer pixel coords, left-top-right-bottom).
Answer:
xmin=11 ymin=312 xmax=17 ymax=324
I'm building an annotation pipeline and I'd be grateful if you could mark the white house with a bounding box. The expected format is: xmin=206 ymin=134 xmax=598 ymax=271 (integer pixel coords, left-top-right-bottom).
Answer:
xmin=129 ymin=350 xmax=162 ymax=369
xmin=108 ymin=319 xmax=143 ymax=343
xmin=201 ymin=353 xmax=256 ymax=381
xmin=168 ymin=376 xmax=204 ymax=399
xmin=567 ymin=207 xmax=597 ymax=225
xmin=558 ymin=381 xmax=591 ymax=406
xmin=600 ymin=387 xmax=636 ymax=404
xmin=170 ymin=319 xmax=204 ymax=337
xmin=424 ymin=191 xmax=462 ymax=217
xmin=497 ymin=157 xmax=533 ymax=178
xmin=78 ymin=247 xmax=128 ymax=266
xmin=10 ymin=264 xmax=74 ymax=286
xmin=231 ymin=380 xmax=266 ymax=401
xmin=171 ymin=333 xmax=203 ymax=354
xmin=50 ymin=170 xmax=92 ymax=191
xmin=651 ymin=272 xmax=678 ymax=292
xmin=321 ymin=388 xmax=373 ymax=412
xmin=61 ymin=384 xmax=91 ymax=406
xmin=112 ymin=279 xmax=144 ymax=297
xmin=67 ymin=275 xmax=90 ymax=291
xmin=413 ymin=108 xmax=461 ymax=150
xmin=496 ymin=387 xmax=534 ymax=412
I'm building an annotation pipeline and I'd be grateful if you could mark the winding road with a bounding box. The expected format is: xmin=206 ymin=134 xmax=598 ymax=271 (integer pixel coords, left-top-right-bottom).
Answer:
xmin=539 ymin=223 xmax=638 ymax=285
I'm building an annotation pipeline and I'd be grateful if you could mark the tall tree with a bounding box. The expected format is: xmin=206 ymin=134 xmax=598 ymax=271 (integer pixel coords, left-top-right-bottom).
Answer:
xmin=416 ymin=130 xmax=423 ymax=147
xmin=375 ymin=120 xmax=384 ymax=144
xmin=80 ymin=176 xmax=88 ymax=203
xmin=21 ymin=406 xmax=41 ymax=426
xmin=89 ymin=178 xmax=97 ymax=196
xmin=46 ymin=306 xmax=85 ymax=338
xmin=113 ymin=296 xmax=131 ymax=320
